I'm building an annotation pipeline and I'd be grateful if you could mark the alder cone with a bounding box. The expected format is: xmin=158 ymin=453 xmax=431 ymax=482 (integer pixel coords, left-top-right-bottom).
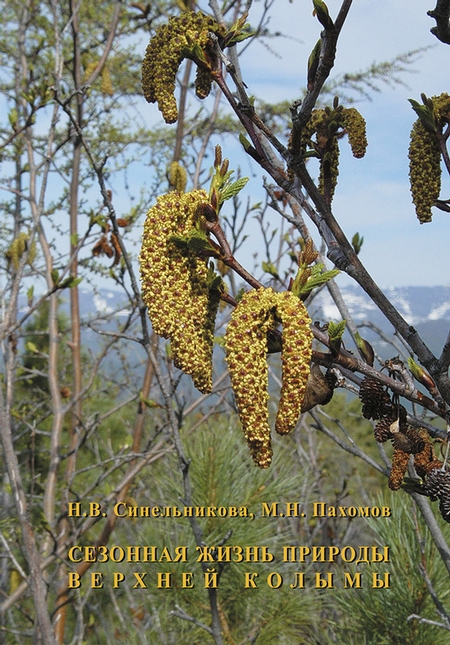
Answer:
xmin=359 ymin=376 xmax=386 ymax=420
xmin=439 ymin=496 xmax=450 ymax=523
xmin=403 ymin=425 xmax=426 ymax=454
xmin=422 ymin=466 xmax=450 ymax=522
xmin=373 ymin=417 xmax=393 ymax=443
xmin=424 ymin=466 xmax=450 ymax=501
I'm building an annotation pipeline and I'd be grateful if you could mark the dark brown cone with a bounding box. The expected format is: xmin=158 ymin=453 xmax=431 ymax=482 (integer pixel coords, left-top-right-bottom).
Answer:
xmin=403 ymin=425 xmax=426 ymax=454
xmin=423 ymin=466 xmax=449 ymax=501
xmin=439 ymin=496 xmax=450 ymax=523
xmin=374 ymin=417 xmax=393 ymax=443
xmin=359 ymin=376 xmax=385 ymax=420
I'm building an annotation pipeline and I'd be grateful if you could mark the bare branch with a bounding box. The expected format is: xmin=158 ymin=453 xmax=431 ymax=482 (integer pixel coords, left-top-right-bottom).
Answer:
xmin=428 ymin=0 xmax=450 ymax=44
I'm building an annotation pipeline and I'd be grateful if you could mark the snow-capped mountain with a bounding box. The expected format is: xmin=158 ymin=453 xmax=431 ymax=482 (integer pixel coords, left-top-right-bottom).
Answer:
xmin=310 ymin=284 xmax=450 ymax=357
xmin=55 ymin=284 xmax=450 ymax=359
xmin=313 ymin=285 xmax=450 ymax=327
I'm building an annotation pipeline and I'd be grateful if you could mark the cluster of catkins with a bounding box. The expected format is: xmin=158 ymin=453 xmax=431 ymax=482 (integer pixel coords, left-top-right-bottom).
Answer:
xmin=140 ymin=211 xmax=314 ymax=466
xmin=6 ymin=232 xmax=36 ymax=270
xmin=139 ymin=190 xmax=222 ymax=394
xmin=408 ymin=92 xmax=450 ymax=223
xmin=225 ymin=288 xmax=313 ymax=468
xmin=292 ymin=106 xmax=367 ymax=201
xmin=359 ymin=375 xmax=450 ymax=522
xmin=142 ymin=11 xmax=225 ymax=123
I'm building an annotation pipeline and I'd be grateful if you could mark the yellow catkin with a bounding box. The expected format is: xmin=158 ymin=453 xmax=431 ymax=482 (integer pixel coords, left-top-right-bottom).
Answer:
xmin=195 ymin=66 xmax=213 ymax=99
xmin=388 ymin=448 xmax=410 ymax=491
xmin=83 ymin=60 xmax=98 ymax=83
xmin=342 ymin=107 xmax=367 ymax=158
xmin=225 ymin=287 xmax=312 ymax=468
xmin=273 ymin=291 xmax=313 ymax=434
xmin=225 ymin=289 xmax=276 ymax=467
xmin=6 ymin=232 xmax=36 ymax=270
xmin=100 ymin=67 xmax=114 ymax=96
xmin=168 ymin=161 xmax=187 ymax=192
xmin=433 ymin=92 xmax=450 ymax=121
xmin=408 ymin=119 xmax=441 ymax=223
xmin=141 ymin=12 xmax=224 ymax=123
xmin=318 ymin=135 xmax=339 ymax=201
xmin=139 ymin=190 xmax=220 ymax=393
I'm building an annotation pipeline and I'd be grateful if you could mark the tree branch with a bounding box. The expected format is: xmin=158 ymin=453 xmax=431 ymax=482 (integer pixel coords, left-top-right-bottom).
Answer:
xmin=428 ymin=0 xmax=450 ymax=44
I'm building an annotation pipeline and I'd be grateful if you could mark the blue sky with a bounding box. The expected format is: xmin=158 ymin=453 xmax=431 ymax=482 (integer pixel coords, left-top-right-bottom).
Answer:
xmin=124 ymin=2 xmax=449 ymax=291
xmin=218 ymin=0 xmax=450 ymax=288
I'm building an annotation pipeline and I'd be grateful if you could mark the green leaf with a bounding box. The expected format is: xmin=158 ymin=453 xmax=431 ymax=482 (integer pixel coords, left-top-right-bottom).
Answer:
xmin=171 ymin=228 xmax=214 ymax=254
xmin=307 ymin=39 xmax=322 ymax=85
xmin=408 ymin=98 xmax=437 ymax=133
xmin=407 ymin=356 xmax=436 ymax=389
xmin=328 ymin=320 xmax=346 ymax=342
xmin=261 ymin=261 xmax=280 ymax=279
xmin=291 ymin=263 xmax=339 ymax=297
xmin=328 ymin=320 xmax=346 ymax=354
xmin=224 ymin=13 xmax=255 ymax=46
xmin=59 ymin=276 xmax=83 ymax=289
xmin=51 ymin=269 xmax=59 ymax=285
xmin=207 ymin=264 xmax=224 ymax=291
xmin=351 ymin=232 xmax=364 ymax=255
xmin=186 ymin=231 xmax=214 ymax=253
xmin=139 ymin=392 xmax=159 ymax=408
xmin=227 ymin=29 xmax=254 ymax=45
xmin=26 ymin=341 xmax=39 ymax=354
xmin=239 ymin=133 xmax=253 ymax=152
xmin=8 ymin=108 xmax=18 ymax=129
xmin=354 ymin=331 xmax=374 ymax=366
xmin=220 ymin=176 xmax=249 ymax=203
xmin=168 ymin=233 xmax=189 ymax=249
xmin=235 ymin=287 xmax=245 ymax=303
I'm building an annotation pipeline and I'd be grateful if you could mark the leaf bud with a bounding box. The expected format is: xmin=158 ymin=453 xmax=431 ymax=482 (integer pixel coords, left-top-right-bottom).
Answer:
xmin=354 ymin=332 xmax=374 ymax=366
xmin=214 ymin=144 xmax=222 ymax=168
xmin=407 ymin=357 xmax=436 ymax=390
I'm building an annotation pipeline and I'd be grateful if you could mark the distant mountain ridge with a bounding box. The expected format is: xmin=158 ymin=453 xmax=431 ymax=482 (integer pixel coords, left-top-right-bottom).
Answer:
xmin=68 ymin=284 xmax=450 ymax=358
xmin=311 ymin=284 xmax=450 ymax=357
xmin=312 ymin=284 xmax=450 ymax=326
xmin=74 ymin=284 xmax=450 ymax=323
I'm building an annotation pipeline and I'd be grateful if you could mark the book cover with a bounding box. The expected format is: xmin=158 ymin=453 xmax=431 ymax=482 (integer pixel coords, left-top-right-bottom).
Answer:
xmin=1 ymin=1 xmax=449 ymax=644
